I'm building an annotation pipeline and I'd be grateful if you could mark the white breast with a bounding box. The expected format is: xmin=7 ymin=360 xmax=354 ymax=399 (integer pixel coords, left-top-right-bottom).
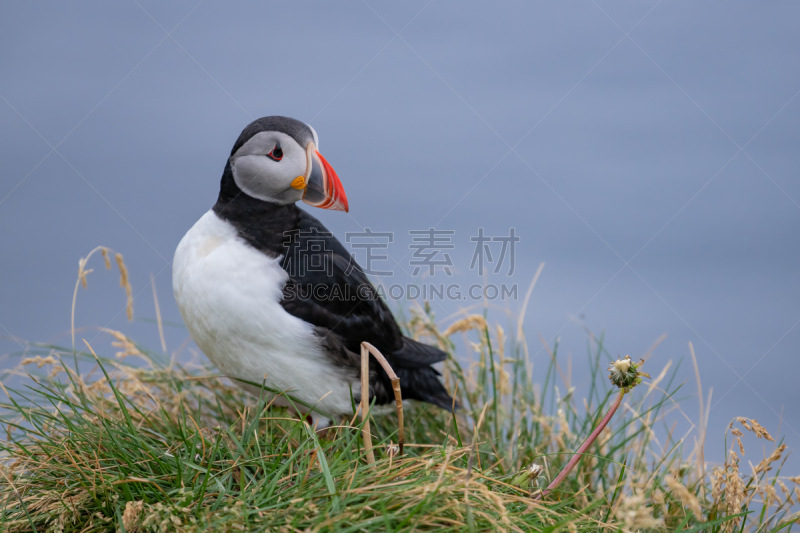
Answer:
xmin=172 ymin=210 xmax=357 ymax=420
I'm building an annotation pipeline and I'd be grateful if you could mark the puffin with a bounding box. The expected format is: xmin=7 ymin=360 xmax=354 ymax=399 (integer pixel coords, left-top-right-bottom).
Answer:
xmin=173 ymin=116 xmax=453 ymax=426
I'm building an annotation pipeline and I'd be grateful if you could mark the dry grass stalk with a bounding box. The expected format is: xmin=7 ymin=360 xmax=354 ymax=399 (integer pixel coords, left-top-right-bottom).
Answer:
xmin=466 ymin=404 xmax=490 ymax=484
xmin=689 ymin=342 xmax=707 ymax=496
xmin=71 ymin=246 xmax=134 ymax=353
xmin=150 ymin=272 xmax=167 ymax=354
xmin=360 ymin=343 xmax=375 ymax=465
xmin=362 ymin=341 xmax=404 ymax=455
xmin=515 ymin=262 xmax=545 ymax=382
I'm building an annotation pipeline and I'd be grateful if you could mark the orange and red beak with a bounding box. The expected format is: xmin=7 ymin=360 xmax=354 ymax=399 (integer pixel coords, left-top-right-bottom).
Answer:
xmin=302 ymin=144 xmax=348 ymax=212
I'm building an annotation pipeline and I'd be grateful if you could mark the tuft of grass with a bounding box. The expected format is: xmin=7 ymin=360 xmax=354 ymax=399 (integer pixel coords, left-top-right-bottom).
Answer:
xmin=1 ymin=254 xmax=798 ymax=531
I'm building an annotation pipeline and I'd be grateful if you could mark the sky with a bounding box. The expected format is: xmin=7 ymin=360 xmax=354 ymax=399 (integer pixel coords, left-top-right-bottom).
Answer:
xmin=1 ymin=1 xmax=799 ymax=470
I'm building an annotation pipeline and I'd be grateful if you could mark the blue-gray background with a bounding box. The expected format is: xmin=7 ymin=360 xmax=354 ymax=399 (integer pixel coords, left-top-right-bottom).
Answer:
xmin=1 ymin=1 xmax=798 ymax=470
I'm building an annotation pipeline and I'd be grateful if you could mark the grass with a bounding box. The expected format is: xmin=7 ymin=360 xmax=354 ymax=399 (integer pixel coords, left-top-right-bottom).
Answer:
xmin=1 ymin=254 xmax=798 ymax=531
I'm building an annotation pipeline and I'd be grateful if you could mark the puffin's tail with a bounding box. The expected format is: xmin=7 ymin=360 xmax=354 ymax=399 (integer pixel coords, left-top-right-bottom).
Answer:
xmin=395 ymin=365 xmax=456 ymax=411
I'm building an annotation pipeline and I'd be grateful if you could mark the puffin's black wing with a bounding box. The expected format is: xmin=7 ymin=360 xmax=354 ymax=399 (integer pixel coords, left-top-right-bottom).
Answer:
xmin=278 ymin=208 xmax=404 ymax=357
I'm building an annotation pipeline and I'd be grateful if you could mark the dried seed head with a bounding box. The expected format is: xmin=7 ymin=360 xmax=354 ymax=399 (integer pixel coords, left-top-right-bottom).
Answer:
xmin=760 ymin=484 xmax=780 ymax=506
xmin=711 ymin=467 xmax=725 ymax=504
xmin=666 ymin=475 xmax=703 ymax=520
xmin=78 ymin=256 xmax=89 ymax=289
xmin=736 ymin=417 xmax=752 ymax=432
xmin=442 ymin=315 xmax=488 ymax=337
xmin=527 ymin=463 xmax=544 ymax=478
xmin=101 ymin=247 xmax=111 ymax=270
xmin=102 ymin=328 xmax=145 ymax=359
xmin=749 ymin=419 xmax=774 ymax=442
xmin=115 ymin=253 xmax=134 ymax=321
xmin=122 ymin=500 xmax=144 ymax=532
xmin=116 ymin=252 xmax=128 ymax=288
xmin=755 ymin=444 xmax=787 ymax=475
xmin=511 ymin=463 xmax=544 ymax=488
xmin=607 ymin=355 xmax=647 ymax=391
xmin=736 ymin=417 xmax=774 ymax=441
xmin=614 ymin=492 xmax=663 ymax=530
xmin=21 ymin=356 xmax=57 ymax=368
xmin=723 ymin=449 xmax=746 ymax=533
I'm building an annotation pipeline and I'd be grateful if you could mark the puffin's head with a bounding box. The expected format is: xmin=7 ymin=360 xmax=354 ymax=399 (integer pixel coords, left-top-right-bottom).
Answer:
xmin=227 ymin=116 xmax=348 ymax=212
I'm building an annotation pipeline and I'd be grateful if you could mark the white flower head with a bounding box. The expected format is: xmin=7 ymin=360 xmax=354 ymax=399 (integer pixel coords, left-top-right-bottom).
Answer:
xmin=612 ymin=356 xmax=632 ymax=373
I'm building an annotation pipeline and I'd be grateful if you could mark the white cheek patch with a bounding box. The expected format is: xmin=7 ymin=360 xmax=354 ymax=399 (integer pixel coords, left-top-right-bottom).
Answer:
xmin=230 ymin=132 xmax=307 ymax=203
xmin=231 ymin=155 xmax=283 ymax=201
xmin=284 ymin=146 xmax=308 ymax=169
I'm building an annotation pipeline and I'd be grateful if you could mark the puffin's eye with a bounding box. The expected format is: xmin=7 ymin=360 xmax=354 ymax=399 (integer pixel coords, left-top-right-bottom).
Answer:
xmin=267 ymin=142 xmax=283 ymax=161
